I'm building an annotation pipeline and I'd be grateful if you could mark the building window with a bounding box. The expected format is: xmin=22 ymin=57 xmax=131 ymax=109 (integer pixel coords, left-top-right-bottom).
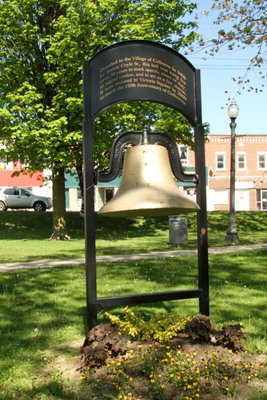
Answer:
xmin=256 ymin=190 xmax=267 ymax=210
xmin=216 ymin=153 xmax=226 ymax=170
xmin=105 ymin=188 xmax=114 ymax=202
xmin=258 ymin=153 xmax=267 ymax=170
xmin=77 ymin=188 xmax=83 ymax=208
xmin=178 ymin=145 xmax=189 ymax=166
xmin=237 ymin=152 xmax=246 ymax=170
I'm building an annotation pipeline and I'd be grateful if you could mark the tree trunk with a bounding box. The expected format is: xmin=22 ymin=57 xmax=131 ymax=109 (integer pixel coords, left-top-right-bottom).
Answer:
xmin=50 ymin=166 xmax=70 ymax=240
xmin=76 ymin=163 xmax=84 ymax=197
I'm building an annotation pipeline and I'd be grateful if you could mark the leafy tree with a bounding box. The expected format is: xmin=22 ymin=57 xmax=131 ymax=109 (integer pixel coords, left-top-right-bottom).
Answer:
xmin=0 ymin=0 xmax=199 ymax=239
xmin=192 ymin=0 xmax=266 ymax=93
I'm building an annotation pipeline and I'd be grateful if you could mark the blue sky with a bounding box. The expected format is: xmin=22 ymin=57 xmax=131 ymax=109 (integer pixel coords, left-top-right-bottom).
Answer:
xmin=180 ymin=0 xmax=266 ymax=136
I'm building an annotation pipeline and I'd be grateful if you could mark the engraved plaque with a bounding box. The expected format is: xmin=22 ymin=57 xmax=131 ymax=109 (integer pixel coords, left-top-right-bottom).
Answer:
xmin=84 ymin=40 xmax=198 ymax=124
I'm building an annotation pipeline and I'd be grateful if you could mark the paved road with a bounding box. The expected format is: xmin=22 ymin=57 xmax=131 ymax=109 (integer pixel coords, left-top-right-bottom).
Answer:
xmin=0 ymin=243 xmax=266 ymax=273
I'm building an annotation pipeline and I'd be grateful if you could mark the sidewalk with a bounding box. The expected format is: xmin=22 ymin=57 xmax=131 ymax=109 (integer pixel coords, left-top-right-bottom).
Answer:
xmin=0 ymin=243 xmax=266 ymax=273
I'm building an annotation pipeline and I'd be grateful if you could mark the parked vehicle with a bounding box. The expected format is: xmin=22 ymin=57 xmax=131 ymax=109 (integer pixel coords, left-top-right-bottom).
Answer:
xmin=0 ymin=187 xmax=52 ymax=211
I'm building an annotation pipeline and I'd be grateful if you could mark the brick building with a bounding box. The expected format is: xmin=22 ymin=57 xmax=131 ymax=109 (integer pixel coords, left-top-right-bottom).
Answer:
xmin=182 ymin=134 xmax=267 ymax=211
xmin=1 ymin=134 xmax=266 ymax=212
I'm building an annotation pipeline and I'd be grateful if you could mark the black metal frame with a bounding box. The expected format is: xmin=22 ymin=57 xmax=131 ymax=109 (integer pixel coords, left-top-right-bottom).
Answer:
xmin=82 ymin=41 xmax=209 ymax=329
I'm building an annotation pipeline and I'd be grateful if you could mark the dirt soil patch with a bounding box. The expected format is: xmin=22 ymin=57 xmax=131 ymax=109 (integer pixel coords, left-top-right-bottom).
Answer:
xmin=49 ymin=324 xmax=266 ymax=400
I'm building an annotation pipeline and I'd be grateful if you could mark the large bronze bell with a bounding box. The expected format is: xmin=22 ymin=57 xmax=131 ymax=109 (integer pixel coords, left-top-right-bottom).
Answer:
xmin=98 ymin=143 xmax=200 ymax=217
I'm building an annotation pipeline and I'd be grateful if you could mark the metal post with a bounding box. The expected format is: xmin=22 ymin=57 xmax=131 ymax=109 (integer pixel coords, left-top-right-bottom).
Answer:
xmin=194 ymin=70 xmax=209 ymax=316
xmin=194 ymin=125 xmax=209 ymax=316
xmin=83 ymin=61 xmax=98 ymax=329
xmin=225 ymin=117 xmax=239 ymax=243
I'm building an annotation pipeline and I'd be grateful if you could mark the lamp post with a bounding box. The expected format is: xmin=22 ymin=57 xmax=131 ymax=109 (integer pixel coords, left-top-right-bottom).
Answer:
xmin=225 ymin=99 xmax=239 ymax=243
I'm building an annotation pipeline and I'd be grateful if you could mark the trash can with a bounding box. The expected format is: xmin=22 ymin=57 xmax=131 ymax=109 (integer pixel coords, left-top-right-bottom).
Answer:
xmin=169 ymin=215 xmax=188 ymax=246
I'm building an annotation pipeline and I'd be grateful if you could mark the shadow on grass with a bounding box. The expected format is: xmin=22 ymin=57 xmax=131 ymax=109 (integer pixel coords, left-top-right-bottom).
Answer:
xmin=1 ymin=211 xmax=266 ymax=244
xmin=0 ymin=249 xmax=266 ymax=398
xmin=1 ymin=251 xmax=266 ymax=343
xmin=0 ymin=211 xmax=84 ymax=240
xmin=1 ymin=379 xmax=91 ymax=400
xmin=0 ymin=211 xmax=172 ymax=240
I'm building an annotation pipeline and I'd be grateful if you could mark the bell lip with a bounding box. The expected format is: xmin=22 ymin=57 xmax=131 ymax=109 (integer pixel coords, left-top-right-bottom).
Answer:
xmin=98 ymin=206 xmax=200 ymax=217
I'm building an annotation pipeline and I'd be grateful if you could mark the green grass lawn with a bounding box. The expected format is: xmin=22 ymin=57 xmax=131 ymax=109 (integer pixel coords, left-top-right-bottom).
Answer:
xmin=0 ymin=211 xmax=266 ymax=263
xmin=0 ymin=249 xmax=266 ymax=399
xmin=0 ymin=211 xmax=266 ymax=399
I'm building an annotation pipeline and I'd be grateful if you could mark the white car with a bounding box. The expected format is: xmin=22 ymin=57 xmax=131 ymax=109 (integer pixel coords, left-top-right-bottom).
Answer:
xmin=0 ymin=187 xmax=52 ymax=212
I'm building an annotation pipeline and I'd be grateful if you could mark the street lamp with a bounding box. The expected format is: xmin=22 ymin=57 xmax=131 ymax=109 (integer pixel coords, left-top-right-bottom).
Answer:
xmin=225 ymin=99 xmax=239 ymax=243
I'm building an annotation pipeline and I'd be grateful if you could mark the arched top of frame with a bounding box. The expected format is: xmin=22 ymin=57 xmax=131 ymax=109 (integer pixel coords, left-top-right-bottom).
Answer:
xmin=83 ymin=40 xmax=202 ymax=126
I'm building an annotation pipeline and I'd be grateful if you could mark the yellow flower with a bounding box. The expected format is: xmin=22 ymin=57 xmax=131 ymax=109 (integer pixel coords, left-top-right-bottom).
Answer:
xmin=226 ymin=387 xmax=229 ymax=391
xmin=150 ymin=379 xmax=155 ymax=383
xmin=161 ymin=384 xmax=165 ymax=389
xmin=224 ymin=376 xmax=228 ymax=381
xmin=195 ymin=394 xmax=200 ymax=398
xmin=80 ymin=375 xmax=84 ymax=380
